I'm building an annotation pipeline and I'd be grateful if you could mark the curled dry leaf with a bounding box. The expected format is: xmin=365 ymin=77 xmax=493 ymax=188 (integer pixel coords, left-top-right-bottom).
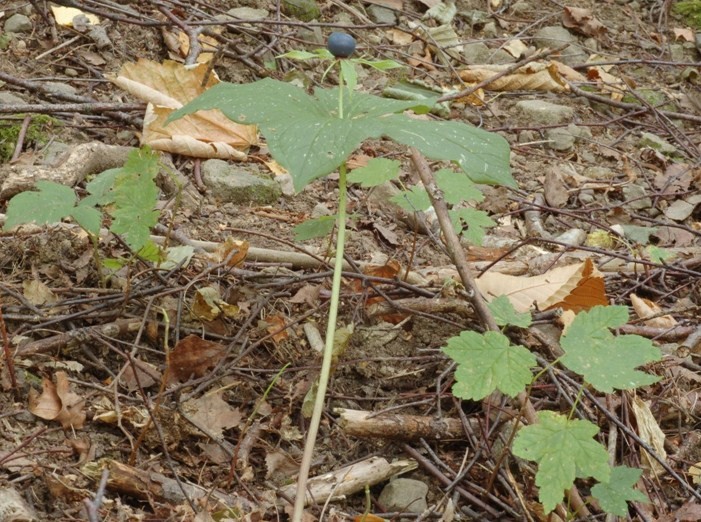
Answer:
xmin=459 ymin=61 xmax=586 ymax=93
xmin=108 ymin=59 xmax=258 ymax=159
xmin=168 ymin=334 xmax=226 ymax=382
xmin=562 ymin=6 xmax=607 ymax=37
xmin=630 ymin=294 xmax=677 ymax=329
xmin=28 ymin=371 xmax=86 ymax=430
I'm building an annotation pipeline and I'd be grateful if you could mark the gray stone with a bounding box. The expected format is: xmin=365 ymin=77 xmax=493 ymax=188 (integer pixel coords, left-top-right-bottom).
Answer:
xmin=546 ymin=128 xmax=575 ymax=151
xmin=202 ymin=159 xmax=282 ymax=204
xmin=43 ymin=81 xmax=78 ymax=98
xmin=378 ymin=478 xmax=428 ymax=513
xmin=4 ymin=14 xmax=32 ymax=34
xmin=0 ymin=91 xmax=27 ymax=105
xmin=488 ymin=49 xmax=516 ymax=64
xmin=514 ymin=100 xmax=574 ymax=124
xmin=462 ymin=42 xmax=490 ymax=64
xmin=225 ymin=7 xmax=269 ymax=20
xmin=558 ymin=44 xmax=587 ymax=66
xmin=510 ymin=1 xmax=532 ymax=16
xmin=311 ymin=202 xmax=332 ymax=218
xmin=282 ymin=0 xmax=320 ymax=22
xmin=622 ymin=184 xmax=651 ymax=210
xmin=482 ymin=21 xmax=497 ymax=38
xmin=532 ymin=26 xmax=577 ymax=49
xmin=368 ymin=5 xmax=397 ymax=25
xmin=639 ymin=132 xmax=677 ymax=154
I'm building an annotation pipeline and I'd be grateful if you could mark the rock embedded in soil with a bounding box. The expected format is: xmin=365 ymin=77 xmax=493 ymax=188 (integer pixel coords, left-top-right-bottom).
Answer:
xmin=514 ymin=100 xmax=574 ymax=124
xmin=202 ymin=159 xmax=282 ymax=205
xmin=4 ymin=14 xmax=32 ymax=34
xmin=367 ymin=4 xmax=397 ymax=25
xmin=0 ymin=91 xmax=27 ymax=104
xmin=282 ymin=0 xmax=321 ymax=21
xmin=378 ymin=478 xmax=429 ymax=513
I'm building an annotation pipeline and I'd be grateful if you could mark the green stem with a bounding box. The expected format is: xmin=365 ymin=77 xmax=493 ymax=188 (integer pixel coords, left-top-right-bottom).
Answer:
xmin=292 ymin=164 xmax=348 ymax=521
xmin=338 ymin=59 xmax=344 ymax=118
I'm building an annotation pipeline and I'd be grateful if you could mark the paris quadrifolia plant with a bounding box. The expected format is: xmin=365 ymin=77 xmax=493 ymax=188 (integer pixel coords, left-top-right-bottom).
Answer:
xmin=168 ymin=32 xmax=512 ymax=521
xmin=168 ymin=32 xmax=658 ymax=520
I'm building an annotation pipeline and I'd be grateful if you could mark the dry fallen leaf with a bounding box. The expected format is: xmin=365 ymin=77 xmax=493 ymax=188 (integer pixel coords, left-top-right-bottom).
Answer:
xmin=632 ymin=396 xmax=666 ymax=477
xmin=168 ymin=334 xmax=226 ymax=382
xmin=476 ymin=258 xmax=607 ymax=312
xmin=108 ymin=59 xmax=257 ymax=159
xmin=182 ymin=391 xmax=242 ymax=439
xmin=459 ymin=61 xmax=585 ymax=93
xmin=562 ymin=6 xmax=607 ymax=37
xmin=28 ymin=372 xmax=86 ymax=430
xmin=630 ymin=294 xmax=678 ymax=329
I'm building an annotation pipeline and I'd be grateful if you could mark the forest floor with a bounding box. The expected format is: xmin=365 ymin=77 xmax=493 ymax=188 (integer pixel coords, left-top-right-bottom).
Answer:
xmin=1 ymin=0 xmax=701 ymax=520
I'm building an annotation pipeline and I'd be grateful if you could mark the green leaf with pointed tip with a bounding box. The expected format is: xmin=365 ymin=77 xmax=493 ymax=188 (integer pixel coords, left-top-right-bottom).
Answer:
xmin=347 ymin=158 xmax=401 ymax=187
xmin=71 ymin=202 xmax=102 ymax=235
xmin=560 ymin=305 xmax=662 ymax=393
xmin=448 ymin=207 xmax=495 ymax=245
xmin=4 ymin=180 xmax=76 ymax=230
xmin=340 ymin=59 xmax=357 ymax=94
xmin=443 ymin=330 xmax=536 ymax=400
xmin=277 ymin=50 xmax=323 ymax=60
xmin=435 ymin=169 xmax=484 ymax=204
xmin=354 ymin=58 xmax=404 ymax=70
xmin=391 ymin=185 xmax=431 ymax=212
xmin=489 ymin=295 xmax=531 ymax=328
xmin=647 ymin=245 xmax=674 ymax=264
xmin=294 ymin=215 xmax=336 ymax=241
xmin=168 ymin=79 xmax=513 ymax=191
xmin=591 ymin=466 xmax=649 ymax=516
xmin=513 ymin=411 xmax=610 ymax=514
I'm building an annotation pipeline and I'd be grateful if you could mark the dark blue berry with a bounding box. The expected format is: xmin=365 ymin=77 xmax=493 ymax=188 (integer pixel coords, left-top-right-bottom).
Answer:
xmin=327 ymin=32 xmax=356 ymax=58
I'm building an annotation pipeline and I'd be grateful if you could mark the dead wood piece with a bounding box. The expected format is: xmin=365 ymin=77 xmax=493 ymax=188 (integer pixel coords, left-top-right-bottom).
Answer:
xmin=82 ymin=458 xmax=243 ymax=509
xmin=366 ymin=297 xmax=473 ymax=320
xmin=335 ymin=408 xmax=475 ymax=441
xmin=0 ymin=142 xmax=133 ymax=200
xmin=277 ymin=456 xmax=416 ymax=506
xmin=16 ymin=319 xmax=142 ymax=356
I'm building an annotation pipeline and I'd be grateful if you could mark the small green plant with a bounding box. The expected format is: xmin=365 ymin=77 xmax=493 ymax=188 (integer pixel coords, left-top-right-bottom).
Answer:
xmin=4 ymin=146 xmax=165 ymax=273
xmin=0 ymin=114 xmax=59 ymax=162
xmin=674 ymin=0 xmax=701 ymax=28
xmin=444 ymin=298 xmax=660 ymax=515
xmin=168 ymin=33 xmax=512 ymax=521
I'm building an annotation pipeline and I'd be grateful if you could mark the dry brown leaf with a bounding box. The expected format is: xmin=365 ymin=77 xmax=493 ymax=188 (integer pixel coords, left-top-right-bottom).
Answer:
xmin=209 ymin=237 xmax=249 ymax=267
xmin=476 ymin=258 xmax=607 ymax=312
xmin=503 ymin=39 xmax=529 ymax=59
xmin=51 ymin=6 xmax=100 ymax=26
xmin=23 ymin=278 xmax=57 ymax=306
xmin=387 ymin=28 xmax=413 ymax=46
xmin=182 ymin=392 xmax=242 ymax=439
xmin=459 ymin=61 xmax=585 ymax=93
xmin=562 ymin=6 xmax=607 ymax=37
xmin=28 ymin=372 xmax=86 ymax=430
xmin=168 ymin=334 xmax=226 ymax=382
xmin=176 ymin=27 xmax=220 ymax=63
xmin=120 ymin=359 xmax=161 ymax=391
xmin=191 ymin=286 xmax=239 ymax=322
xmin=108 ymin=59 xmax=257 ymax=159
xmin=630 ymin=294 xmax=678 ymax=329
xmin=264 ymin=314 xmax=289 ymax=343
xmin=673 ymin=27 xmax=694 ymax=42
xmin=289 ymin=284 xmax=321 ymax=306
xmin=632 ymin=396 xmax=666 ymax=477
xmin=586 ymin=61 xmax=625 ymax=101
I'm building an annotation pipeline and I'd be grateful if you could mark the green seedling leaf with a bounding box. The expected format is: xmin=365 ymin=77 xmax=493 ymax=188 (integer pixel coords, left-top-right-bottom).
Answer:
xmin=4 ymin=180 xmax=76 ymax=230
xmin=391 ymin=185 xmax=431 ymax=212
xmin=448 ymin=207 xmax=495 ymax=245
xmin=620 ymin=224 xmax=657 ymax=244
xmin=161 ymin=245 xmax=195 ymax=270
xmin=277 ymin=50 xmax=322 ymax=60
xmin=294 ymin=215 xmax=336 ymax=241
xmin=591 ymin=466 xmax=649 ymax=516
xmin=354 ymin=58 xmax=404 ymax=70
xmin=347 ymin=158 xmax=401 ymax=187
xmin=383 ymin=81 xmax=450 ymax=117
xmin=443 ymin=330 xmax=536 ymax=400
xmin=513 ymin=411 xmax=610 ymax=514
xmin=647 ymin=245 xmax=674 ymax=264
xmin=84 ymin=167 xmax=122 ymax=206
xmin=71 ymin=202 xmax=102 ymax=235
xmin=102 ymin=257 xmax=126 ymax=271
xmin=137 ymin=241 xmax=163 ymax=263
xmin=560 ymin=305 xmax=662 ymax=393
xmin=168 ymin=78 xmax=513 ymax=191
xmin=340 ymin=59 xmax=357 ymax=93
xmin=111 ymin=206 xmax=159 ymax=251
xmin=489 ymin=295 xmax=531 ymax=328
xmin=434 ymin=169 xmax=484 ymax=204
